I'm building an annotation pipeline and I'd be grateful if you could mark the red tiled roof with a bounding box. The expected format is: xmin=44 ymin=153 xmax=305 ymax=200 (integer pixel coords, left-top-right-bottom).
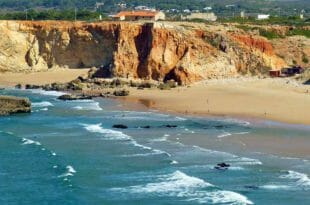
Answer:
xmin=114 ymin=11 xmax=159 ymax=18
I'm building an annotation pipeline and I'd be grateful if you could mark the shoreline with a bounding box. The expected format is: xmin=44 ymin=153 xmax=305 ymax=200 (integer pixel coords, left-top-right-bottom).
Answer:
xmin=122 ymin=77 xmax=310 ymax=126
xmin=1 ymin=70 xmax=310 ymax=126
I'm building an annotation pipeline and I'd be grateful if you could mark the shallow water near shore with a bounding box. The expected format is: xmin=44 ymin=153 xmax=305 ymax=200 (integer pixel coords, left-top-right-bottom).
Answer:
xmin=0 ymin=89 xmax=309 ymax=205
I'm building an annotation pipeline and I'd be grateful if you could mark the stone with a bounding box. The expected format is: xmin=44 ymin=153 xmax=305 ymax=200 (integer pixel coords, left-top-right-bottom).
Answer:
xmin=58 ymin=94 xmax=92 ymax=101
xmin=214 ymin=162 xmax=231 ymax=170
xmin=112 ymin=124 xmax=128 ymax=129
xmin=165 ymin=125 xmax=178 ymax=128
xmin=141 ymin=125 xmax=151 ymax=129
xmin=15 ymin=84 xmax=22 ymax=89
xmin=0 ymin=95 xmax=31 ymax=115
xmin=113 ymin=89 xmax=130 ymax=96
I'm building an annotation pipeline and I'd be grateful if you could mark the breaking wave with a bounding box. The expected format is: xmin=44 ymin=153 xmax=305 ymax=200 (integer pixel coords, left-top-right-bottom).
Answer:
xmin=30 ymin=89 xmax=66 ymax=97
xmin=21 ymin=138 xmax=41 ymax=146
xmin=32 ymin=101 xmax=54 ymax=108
xmin=111 ymin=170 xmax=253 ymax=204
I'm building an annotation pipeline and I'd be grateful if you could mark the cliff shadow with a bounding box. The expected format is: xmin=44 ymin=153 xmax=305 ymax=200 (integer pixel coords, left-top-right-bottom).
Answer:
xmin=134 ymin=23 xmax=153 ymax=79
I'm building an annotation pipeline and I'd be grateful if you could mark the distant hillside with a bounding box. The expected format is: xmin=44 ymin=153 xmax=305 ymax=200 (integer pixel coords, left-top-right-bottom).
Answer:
xmin=0 ymin=0 xmax=308 ymax=16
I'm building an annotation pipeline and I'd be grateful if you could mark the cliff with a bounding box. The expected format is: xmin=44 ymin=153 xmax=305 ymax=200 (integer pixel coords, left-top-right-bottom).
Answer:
xmin=0 ymin=95 xmax=31 ymax=115
xmin=0 ymin=21 xmax=290 ymax=84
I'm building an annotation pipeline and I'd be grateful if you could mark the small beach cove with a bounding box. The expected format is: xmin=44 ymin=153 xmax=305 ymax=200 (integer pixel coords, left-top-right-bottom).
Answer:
xmin=0 ymin=87 xmax=309 ymax=204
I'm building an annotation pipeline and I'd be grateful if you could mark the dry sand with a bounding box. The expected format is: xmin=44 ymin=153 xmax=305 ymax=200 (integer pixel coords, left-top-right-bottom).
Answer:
xmin=0 ymin=69 xmax=89 ymax=87
xmin=124 ymin=77 xmax=310 ymax=125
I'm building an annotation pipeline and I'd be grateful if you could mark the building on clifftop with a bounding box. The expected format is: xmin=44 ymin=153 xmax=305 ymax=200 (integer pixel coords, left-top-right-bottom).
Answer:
xmin=113 ymin=10 xmax=165 ymax=21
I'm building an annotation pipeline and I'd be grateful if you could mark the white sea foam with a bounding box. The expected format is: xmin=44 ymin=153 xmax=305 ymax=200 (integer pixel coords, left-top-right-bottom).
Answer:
xmin=234 ymin=132 xmax=250 ymax=135
xmin=193 ymin=190 xmax=254 ymax=205
xmin=170 ymin=160 xmax=179 ymax=164
xmin=83 ymin=123 xmax=170 ymax=157
xmin=111 ymin=171 xmax=253 ymax=205
xmin=40 ymin=108 xmax=49 ymax=111
xmin=32 ymin=101 xmax=54 ymax=108
xmin=218 ymin=118 xmax=251 ymax=126
xmin=30 ymin=89 xmax=66 ymax=97
xmin=280 ymin=170 xmax=310 ymax=188
xmin=150 ymin=136 xmax=168 ymax=142
xmin=82 ymin=123 xmax=131 ymax=141
xmin=217 ymin=131 xmax=232 ymax=138
xmin=229 ymin=157 xmax=262 ymax=166
xmin=21 ymin=138 xmax=41 ymax=146
xmin=73 ymin=101 xmax=102 ymax=111
xmin=260 ymin=185 xmax=291 ymax=190
xmin=58 ymin=165 xmax=76 ymax=178
xmin=112 ymin=111 xmax=185 ymax=122
xmin=112 ymin=171 xmax=213 ymax=194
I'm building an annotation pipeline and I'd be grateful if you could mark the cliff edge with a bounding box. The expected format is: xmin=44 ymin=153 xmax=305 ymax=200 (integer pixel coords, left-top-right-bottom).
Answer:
xmin=0 ymin=21 xmax=294 ymax=84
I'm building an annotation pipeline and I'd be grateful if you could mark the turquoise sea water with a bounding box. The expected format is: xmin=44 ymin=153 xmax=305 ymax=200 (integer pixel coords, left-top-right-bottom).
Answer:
xmin=0 ymin=89 xmax=309 ymax=205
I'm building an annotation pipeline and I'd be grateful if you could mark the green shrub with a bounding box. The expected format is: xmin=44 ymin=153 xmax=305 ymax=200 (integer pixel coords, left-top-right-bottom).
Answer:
xmin=302 ymin=55 xmax=309 ymax=64
xmin=258 ymin=28 xmax=283 ymax=39
xmin=287 ymin=29 xmax=310 ymax=38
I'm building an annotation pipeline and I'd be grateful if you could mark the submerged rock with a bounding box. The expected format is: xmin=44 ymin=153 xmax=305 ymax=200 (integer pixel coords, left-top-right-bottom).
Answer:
xmin=141 ymin=125 xmax=151 ymax=129
xmin=0 ymin=95 xmax=31 ymax=116
xmin=244 ymin=185 xmax=259 ymax=190
xmin=214 ymin=162 xmax=230 ymax=170
xmin=112 ymin=124 xmax=128 ymax=129
xmin=58 ymin=94 xmax=92 ymax=101
xmin=165 ymin=125 xmax=178 ymax=128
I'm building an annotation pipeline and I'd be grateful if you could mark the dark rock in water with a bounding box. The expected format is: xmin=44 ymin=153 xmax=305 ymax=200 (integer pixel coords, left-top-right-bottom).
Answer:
xmin=113 ymin=89 xmax=130 ymax=96
xmin=214 ymin=125 xmax=225 ymax=129
xmin=244 ymin=185 xmax=259 ymax=190
xmin=58 ymin=94 xmax=92 ymax=101
xmin=0 ymin=95 xmax=31 ymax=116
xmin=141 ymin=125 xmax=151 ymax=129
xmin=15 ymin=84 xmax=22 ymax=89
xmin=214 ymin=162 xmax=230 ymax=170
xmin=165 ymin=125 xmax=178 ymax=128
xmin=25 ymin=84 xmax=41 ymax=89
xmin=113 ymin=124 xmax=128 ymax=129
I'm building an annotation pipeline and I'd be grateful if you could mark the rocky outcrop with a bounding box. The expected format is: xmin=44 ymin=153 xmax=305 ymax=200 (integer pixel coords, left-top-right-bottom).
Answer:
xmin=0 ymin=95 xmax=31 ymax=115
xmin=0 ymin=21 xmax=293 ymax=84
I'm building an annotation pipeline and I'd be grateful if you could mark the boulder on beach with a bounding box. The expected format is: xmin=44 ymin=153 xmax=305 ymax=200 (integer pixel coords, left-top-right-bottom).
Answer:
xmin=113 ymin=89 xmax=130 ymax=96
xmin=0 ymin=95 xmax=31 ymax=116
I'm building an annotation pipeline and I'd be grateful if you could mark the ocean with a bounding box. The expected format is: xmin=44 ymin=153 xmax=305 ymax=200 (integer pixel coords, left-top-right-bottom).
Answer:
xmin=0 ymin=88 xmax=309 ymax=205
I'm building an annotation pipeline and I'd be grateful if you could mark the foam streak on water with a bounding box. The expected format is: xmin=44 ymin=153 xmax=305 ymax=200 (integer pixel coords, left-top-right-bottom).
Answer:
xmin=82 ymin=123 xmax=171 ymax=157
xmin=32 ymin=101 xmax=54 ymax=108
xmin=30 ymin=89 xmax=66 ymax=96
xmin=21 ymin=138 xmax=41 ymax=146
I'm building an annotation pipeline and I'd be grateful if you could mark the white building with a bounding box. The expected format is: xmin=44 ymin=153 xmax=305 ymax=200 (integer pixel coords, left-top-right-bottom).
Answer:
xmin=113 ymin=10 xmax=165 ymax=21
xmin=182 ymin=12 xmax=217 ymax=21
xmin=257 ymin=14 xmax=270 ymax=20
xmin=203 ymin=7 xmax=212 ymax=11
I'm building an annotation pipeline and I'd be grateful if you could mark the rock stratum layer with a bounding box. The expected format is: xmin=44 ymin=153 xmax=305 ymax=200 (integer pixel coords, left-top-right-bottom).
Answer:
xmin=0 ymin=21 xmax=300 ymax=84
xmin=0 ymin=95 xmax=31 ymax=115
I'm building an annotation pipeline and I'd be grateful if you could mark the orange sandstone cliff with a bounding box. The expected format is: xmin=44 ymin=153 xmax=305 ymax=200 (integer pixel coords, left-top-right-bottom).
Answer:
xmin=0 ymin=21 xmax=289 ymax=84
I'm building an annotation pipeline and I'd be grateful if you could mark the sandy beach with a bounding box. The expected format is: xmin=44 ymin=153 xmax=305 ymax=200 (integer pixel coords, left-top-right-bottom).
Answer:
xmin=0 ymin=70 xmax=309 ymax=125
xmin=0 ymin=69 xmax=89 ymax=87
xmin=124 ymin=77 xmax=310 ymax=125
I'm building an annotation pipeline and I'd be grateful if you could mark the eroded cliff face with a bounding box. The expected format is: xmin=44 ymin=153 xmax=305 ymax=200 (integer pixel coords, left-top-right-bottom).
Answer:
xmin=0 ymin=21 xmax=289 ymax=84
